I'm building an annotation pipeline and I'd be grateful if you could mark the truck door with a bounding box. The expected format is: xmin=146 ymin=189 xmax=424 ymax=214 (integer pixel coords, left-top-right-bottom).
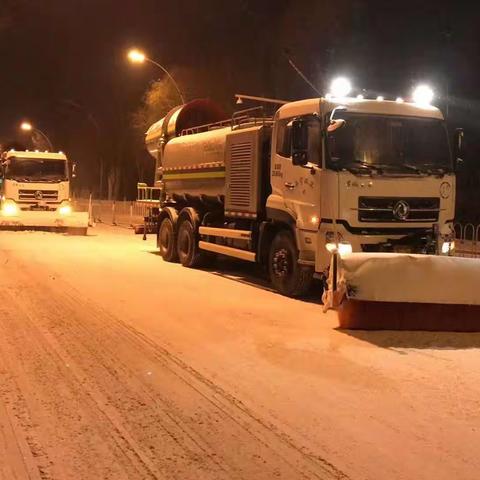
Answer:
xmin=271 ymin=116 xmax=321 ymax=231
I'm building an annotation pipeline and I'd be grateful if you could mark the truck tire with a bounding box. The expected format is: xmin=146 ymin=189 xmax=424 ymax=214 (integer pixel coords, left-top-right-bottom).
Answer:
xmin=176 ymin=217 xmax=205 ymax=268
xmin=158 ymin=217 xmax=178 ymax=262
xmin=269 ymin=230 xmax=313 ymax=297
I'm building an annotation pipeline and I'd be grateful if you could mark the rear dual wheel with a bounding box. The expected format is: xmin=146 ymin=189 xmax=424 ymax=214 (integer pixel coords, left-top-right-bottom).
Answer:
xmin=176 ymin=217 xmax=209 ymax=268
xmin=158 ymin=217 xmax=178 ymax=262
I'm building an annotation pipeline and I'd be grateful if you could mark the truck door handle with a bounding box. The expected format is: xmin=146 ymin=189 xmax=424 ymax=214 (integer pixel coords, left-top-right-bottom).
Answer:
xmin=284 ymin=182 xmax=295 ymax=190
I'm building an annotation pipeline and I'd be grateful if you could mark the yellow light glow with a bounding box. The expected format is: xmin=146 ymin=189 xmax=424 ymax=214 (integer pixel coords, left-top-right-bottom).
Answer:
xmin=20 ymin=122 xmax=32 ymax=131
xmin=326 ymin=242 xmax=353 ymax=256
xmin=376 ymin=96 xmax=384 ymax=101
xmin=396 ymin=97 xmax=404 ymax=103
xmin=338 ymin=242 xmax=353 ymax=256
xmin=59 ymin=205 xmax=72 ymax=215
xmin=127 ymin=49 xmax=146 ymax=64
xmin=310 ymin=215 xmax=319 ymax=225
xmin=441 ymin=241 xmax=454 ymax=255
xmin=2 ymin=201 xmax=18 ymax=216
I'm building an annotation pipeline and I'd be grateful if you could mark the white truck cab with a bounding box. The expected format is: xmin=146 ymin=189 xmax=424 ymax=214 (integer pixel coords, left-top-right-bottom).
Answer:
xmin=268 ymin=98 xmax=457 ymax=274
xmin=0 ymin=150 xmax=88 ymax=234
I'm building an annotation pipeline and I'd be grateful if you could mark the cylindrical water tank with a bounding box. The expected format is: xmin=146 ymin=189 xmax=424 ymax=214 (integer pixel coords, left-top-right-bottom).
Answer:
xmin=162 ymin=127 xmax=229 ymax=198
xmin=145 ymin=99 xmax=225 ymax=160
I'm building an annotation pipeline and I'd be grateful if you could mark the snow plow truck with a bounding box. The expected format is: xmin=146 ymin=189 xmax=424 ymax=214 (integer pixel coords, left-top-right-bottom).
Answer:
xmin=143 ymin=95 xmax=461 ymax=289
xmin=140 ymin=95 xmax=480 ymax=330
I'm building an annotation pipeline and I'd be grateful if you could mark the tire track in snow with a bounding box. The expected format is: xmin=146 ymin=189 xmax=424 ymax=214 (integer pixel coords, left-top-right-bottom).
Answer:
xmin=0 ymin=251 xmax=348 ymax=479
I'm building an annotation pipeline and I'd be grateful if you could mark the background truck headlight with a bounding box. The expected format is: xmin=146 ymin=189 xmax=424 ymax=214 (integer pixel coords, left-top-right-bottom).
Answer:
xmin=441 ymin=241 xmax=455 ymax=255
xmin=59 ymin=204 xmax=72 ymax=215
xmin=2 ymin=200 xmax=18 ymax=216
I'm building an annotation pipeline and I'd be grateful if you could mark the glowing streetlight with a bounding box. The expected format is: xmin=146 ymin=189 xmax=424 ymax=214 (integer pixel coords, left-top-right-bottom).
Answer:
xmin=127 ymin=48 xmax=185 ymax=104
xmin=19 ymin=121 xmax=53 ymax=151
xmin=127 ymin=49 xmax=146 ymax=63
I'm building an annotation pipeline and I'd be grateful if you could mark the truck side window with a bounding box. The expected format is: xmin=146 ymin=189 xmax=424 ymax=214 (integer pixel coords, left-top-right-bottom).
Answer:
xmin=275 ymin=119 xmax=292 ymax=158
xmin=307 ymin=119 xmax=321 ymax=165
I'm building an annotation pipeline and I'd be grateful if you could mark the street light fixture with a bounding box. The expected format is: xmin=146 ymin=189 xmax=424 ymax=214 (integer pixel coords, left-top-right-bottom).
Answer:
xmin=19 ymin=121 xmax=53 ymax=151
xmin=127 ymin=49 xmax=146 ymax=64
xmin=127 ymin=48 xmax=186 ymax=105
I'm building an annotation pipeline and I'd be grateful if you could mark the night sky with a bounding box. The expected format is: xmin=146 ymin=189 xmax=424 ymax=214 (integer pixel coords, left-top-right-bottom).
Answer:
xmin=0 ymin=1 xmax=479 ymax=218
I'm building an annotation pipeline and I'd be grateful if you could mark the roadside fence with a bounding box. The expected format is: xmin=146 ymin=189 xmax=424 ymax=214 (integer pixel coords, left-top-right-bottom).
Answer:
xmin=72 ymin=196 xmax=153 ymax=229
xmin=72 ymin=196 xmax=480 ymax=258
xmin=454 ymin=223 xmax=480 ymax=258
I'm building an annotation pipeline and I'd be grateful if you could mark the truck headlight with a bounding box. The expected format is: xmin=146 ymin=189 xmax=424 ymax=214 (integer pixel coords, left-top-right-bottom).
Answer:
xmin=326 ymin=242 xmax=352 ymax=256
xmin=59 ymin=204 xmax=72 ymax=215
xmin=441 ymin=241 xmax=455 ymax=255
xmin=2 ymin=200 xmax=18 ymax=216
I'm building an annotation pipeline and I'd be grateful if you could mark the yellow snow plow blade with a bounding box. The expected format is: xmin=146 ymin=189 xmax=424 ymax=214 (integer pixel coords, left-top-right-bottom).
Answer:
xmin=323 ymin=253 xmax=480 ymax=331
xmin=0 ymin=210 xmax=89 ymax=233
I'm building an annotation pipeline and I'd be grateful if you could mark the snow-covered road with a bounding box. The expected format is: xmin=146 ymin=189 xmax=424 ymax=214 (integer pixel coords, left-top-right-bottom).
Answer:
xmin=0 ymin=225 xmax=479 ymax=480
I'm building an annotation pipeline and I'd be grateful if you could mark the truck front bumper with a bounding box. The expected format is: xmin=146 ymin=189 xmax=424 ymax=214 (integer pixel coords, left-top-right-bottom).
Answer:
xmin=315 ymin=222 xmax=454 ymax=274
xmin=0 ymin=210 xmax=89 ymax=229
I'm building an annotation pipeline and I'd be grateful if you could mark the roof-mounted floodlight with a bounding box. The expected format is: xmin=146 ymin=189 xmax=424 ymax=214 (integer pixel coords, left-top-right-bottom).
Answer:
xmin=330 ymin=77 xmax=352 ymax=98
xmin=413 ymin=84 xmax=434 ymax=105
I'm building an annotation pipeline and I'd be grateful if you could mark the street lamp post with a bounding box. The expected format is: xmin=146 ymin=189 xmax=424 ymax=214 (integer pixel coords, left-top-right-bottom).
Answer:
xmin=127 ymin=49 xmax=186 ymax=105
xmin=20 ymin=122 xmax=54 ymax=151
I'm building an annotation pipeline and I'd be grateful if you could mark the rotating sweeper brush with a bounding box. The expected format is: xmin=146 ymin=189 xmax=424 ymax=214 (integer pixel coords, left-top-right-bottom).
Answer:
xmin=323 ymin=253 xmax=480 ymax=331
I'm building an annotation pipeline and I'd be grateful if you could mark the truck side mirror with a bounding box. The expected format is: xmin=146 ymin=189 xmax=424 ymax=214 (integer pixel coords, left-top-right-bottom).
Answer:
xmin=454 ymin=128 xmax=465 ymax=170
xmin=327 ymin=119 xmax=346 ymax=133
xmin=72 ymin=162 xmax=77 ymax=179
xmin=291 ymin=118 xmax=308 ymax=166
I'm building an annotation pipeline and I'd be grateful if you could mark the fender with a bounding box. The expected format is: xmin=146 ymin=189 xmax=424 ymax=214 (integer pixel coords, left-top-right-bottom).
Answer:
xmin=266 ymin=206 xmax=296 ymax=227
xmin=157 ymin=206 xmax=179 ymax=247
xmin=176 ymin=206 xmax=201 ymax=232
xmin=159 ymin=206 xmax=179 ymax=227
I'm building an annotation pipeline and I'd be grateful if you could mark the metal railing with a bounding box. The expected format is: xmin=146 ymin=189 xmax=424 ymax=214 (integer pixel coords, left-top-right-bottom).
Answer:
xmin=454 ymin=222 xmax=480 ymax=258
xmin=137 ymin=183 xmax=162 ymax=203
xmin=69 ymin=199 xmax=480 ymax=255
xmin=179 ymin=106 xmax=274 ymax=137
xmin=72 ymin=196 xmax=152 ymax=228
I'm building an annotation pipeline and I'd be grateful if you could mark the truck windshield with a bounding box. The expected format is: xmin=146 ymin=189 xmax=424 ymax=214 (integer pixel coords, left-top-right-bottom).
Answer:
xmin=327 ymin=114 xmax=452 ymax=174
xmin=5 ymin=157 xmax=68 ymax=182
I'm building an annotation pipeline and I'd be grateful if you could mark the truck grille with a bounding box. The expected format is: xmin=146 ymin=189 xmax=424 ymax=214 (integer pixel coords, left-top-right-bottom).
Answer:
xmin=358 ymin=197 xmax=440 ymax=223
xmin=18 ymin=189 xmax=58 ymax=201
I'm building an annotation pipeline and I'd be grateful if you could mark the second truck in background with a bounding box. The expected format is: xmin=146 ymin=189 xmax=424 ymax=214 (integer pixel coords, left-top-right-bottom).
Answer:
xmin=0 ymin=150 xmax=89 ymax=234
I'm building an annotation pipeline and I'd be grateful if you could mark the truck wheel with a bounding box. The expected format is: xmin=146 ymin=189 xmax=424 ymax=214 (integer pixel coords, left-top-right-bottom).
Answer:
xmin=158 ymin=217 xmax=178 ymax=262
xmin=177 ymin=218 xmax=205 ymax=268
xmin=269 ymin=230 xmax=313 ymax=297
